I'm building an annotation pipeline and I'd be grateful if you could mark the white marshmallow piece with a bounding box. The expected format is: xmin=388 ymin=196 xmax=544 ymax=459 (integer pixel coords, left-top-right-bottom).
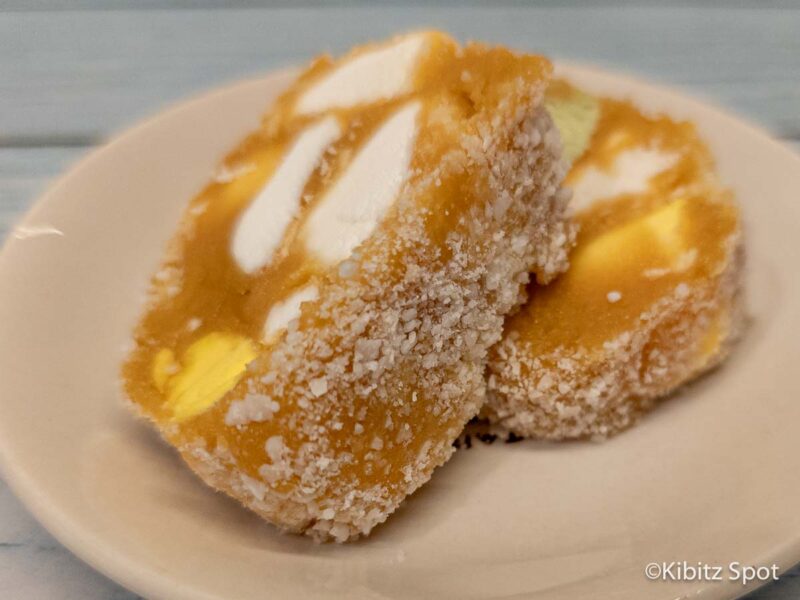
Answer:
xmin=570 ymin=148 xmax=677 ymax=214
xmin=295 ymin=34 xmax=427 ymax=115
xmin=231 ymin=117 xmax=341 ymax=274
xmin=302 ymin=101 xmax=420 ymax=266
xmin=263 ymin=284 xmax=319 ymax=341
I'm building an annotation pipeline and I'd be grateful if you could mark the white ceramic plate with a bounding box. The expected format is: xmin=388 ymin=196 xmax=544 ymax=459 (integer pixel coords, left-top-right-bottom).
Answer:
xmin=1 ymin=63 xmax=799 ymax=600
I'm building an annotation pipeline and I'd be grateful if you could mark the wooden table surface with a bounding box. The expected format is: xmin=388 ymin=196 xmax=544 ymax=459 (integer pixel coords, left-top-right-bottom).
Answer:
xmin=0 ymin=2 xmax=798 ymax=598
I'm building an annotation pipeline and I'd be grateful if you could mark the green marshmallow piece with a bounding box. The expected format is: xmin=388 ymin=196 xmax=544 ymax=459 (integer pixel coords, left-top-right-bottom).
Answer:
xmin=545 ymin=86 xmax=600 ymax=165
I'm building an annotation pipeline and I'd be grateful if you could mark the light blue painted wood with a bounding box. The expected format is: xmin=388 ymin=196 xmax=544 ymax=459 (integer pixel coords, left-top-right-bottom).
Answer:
xmin=0 ymin=7 xmax=798 ymax=142
xmin=3 ymin=1 xmax=800 ymax=10
xmin=0 ymin=5 xmax=798 ymax=599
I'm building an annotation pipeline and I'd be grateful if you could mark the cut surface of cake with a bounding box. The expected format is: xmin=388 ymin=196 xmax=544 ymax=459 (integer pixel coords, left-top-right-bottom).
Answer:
xmin=485 ymin=82 xmax=745 ymax=440
xmin=122 ymin=31 xmax=573 ymax=540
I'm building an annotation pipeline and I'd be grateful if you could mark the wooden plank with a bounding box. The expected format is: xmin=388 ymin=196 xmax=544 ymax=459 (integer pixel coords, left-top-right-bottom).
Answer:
xmin=1 ymin=134 xmax=797 ymax=244
xmin=0 ymin=7 xmax=798 ymax=142
xmin=1 ymin=135 xmax=798 ymax=247
xmin=3 ymin=1 xmax=800 ymax=10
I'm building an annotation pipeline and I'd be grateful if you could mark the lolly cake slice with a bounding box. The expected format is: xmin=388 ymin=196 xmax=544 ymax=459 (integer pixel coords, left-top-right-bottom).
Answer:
xmin=123 ymin=31 xmax=573 ymax=540
xmin=485 ymin=82 xmax=745 ymax=440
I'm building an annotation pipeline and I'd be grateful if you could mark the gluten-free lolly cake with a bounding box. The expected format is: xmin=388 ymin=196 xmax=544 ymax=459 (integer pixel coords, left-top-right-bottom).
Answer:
xmin=485 ymin=82 xmax=745 ymax=440
xmin=122 ymin=31 xmax=573 ymax=541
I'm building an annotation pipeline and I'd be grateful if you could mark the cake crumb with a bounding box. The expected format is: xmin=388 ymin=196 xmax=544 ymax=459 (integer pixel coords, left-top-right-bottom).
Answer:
xmin=309 ymin=377 xmax=328 ymax=397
